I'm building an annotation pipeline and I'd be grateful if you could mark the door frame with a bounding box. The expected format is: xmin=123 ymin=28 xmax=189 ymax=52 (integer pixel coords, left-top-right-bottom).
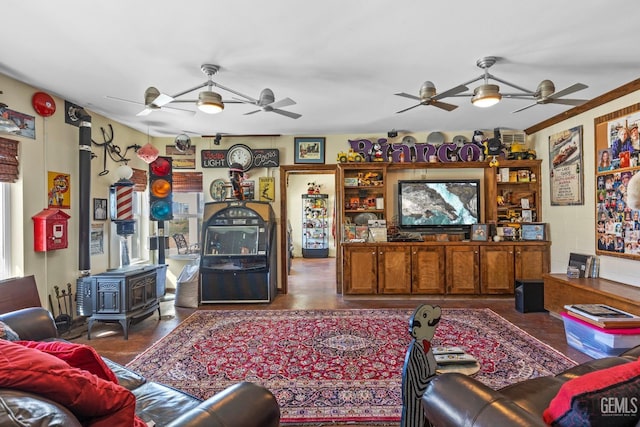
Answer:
xmin=279 ymin=164 xmax=337 ymax=294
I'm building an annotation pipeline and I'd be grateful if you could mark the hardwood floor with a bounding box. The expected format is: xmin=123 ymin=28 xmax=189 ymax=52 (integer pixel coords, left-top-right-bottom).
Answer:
xmin=70 ymin=257 xmax=592 ymax=366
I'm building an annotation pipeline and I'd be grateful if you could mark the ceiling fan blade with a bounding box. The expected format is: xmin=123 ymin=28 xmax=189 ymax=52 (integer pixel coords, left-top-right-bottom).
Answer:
xmin=244 ymin=109 xmax=262 ymax=115
xmin=396 ymin=103 xmax=423 ymax=114
xmin=106 ymin=95 xmax=144 ymax=106
xmin=432 ymin=84 xmax=469 ymax=100
xmin=162 ymin=106 xmax=196 ymax=116
xmin=512 ymin=103 xmax=538 ymax=113
xmin=550 ymin=83 xmax=588 ymax=99
xmin=269 ymin=97 xmax=296 ymax=109
xmin=151 ymin=93 xmax=174 ymax=107
xmin=136 ymin=107 xmax=154 ymax=116
xmin=548 ymin=98 xmax=588 ymax=106
xmin=430 ymin=100 xmax=458 ymax=111
xmin=272 ymin=108 xmax=302 ymax=119
xmin=394 ymin=92 xmax=421 ymax=101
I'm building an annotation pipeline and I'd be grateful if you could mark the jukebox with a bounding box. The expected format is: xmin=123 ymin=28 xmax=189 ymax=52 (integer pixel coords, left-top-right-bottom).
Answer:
xmin=199 ymin=200 xmax=277 ymax=303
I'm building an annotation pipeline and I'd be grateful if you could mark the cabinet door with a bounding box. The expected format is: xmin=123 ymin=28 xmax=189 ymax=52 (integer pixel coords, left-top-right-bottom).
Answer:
xmin=480 ymin=245 xmax=515 ymax=294
xmin=378 ymin=246 xmax=411 ymax=294
xmin=411 ymin=246 xmax=446 ymax=294
xmin=515 ymin=245 xmax=549 ymax=280
xmin=446 ymin=245 xmax=479 ymax=294
xmin=343 ymin=245 xmax=378 ymax=294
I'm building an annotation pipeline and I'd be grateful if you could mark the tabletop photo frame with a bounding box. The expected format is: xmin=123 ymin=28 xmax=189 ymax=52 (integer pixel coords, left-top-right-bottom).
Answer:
xmin=471 ymin=224 xmax=488 ymax=241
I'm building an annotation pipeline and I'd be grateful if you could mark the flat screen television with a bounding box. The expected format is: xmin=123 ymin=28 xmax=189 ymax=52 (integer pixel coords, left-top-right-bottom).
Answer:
xmin=398 ymin=179 xmax=481 ymax=233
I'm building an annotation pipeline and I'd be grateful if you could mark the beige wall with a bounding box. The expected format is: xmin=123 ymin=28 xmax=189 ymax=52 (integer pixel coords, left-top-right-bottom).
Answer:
xmin=529 ymin=91 xmax=640 ymax=287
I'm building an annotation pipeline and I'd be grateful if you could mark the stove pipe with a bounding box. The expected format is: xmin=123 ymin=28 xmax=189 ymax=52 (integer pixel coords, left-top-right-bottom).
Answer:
xmin=76 ymin=108 xmax=92 ymax=275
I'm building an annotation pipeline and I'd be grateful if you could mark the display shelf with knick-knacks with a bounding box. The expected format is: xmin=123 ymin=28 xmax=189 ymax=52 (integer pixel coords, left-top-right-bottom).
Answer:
xmin=302 ymin=194 xmax=329 ymax=258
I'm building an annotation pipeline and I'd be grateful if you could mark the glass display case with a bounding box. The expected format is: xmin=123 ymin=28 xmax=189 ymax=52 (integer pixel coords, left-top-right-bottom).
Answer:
xmin=199 ymin=200 xmax=277 ymax=303
xmin=302 ymin=194 xmax=329 ymax=258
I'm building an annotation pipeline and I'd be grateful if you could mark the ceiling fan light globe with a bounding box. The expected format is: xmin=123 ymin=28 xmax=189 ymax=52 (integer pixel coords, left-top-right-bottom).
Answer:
xmin=197 ymin=91 xmax=224 ymax=114
xmin=471 ymin=84 xmax=502 ymax=108
xmin=419 ymin=81 xmax=437 ymax=99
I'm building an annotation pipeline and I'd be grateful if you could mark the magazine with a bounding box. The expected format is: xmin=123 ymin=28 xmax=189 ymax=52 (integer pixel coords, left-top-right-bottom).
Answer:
xmin=564 ymin=304 xmax=640 ymax=328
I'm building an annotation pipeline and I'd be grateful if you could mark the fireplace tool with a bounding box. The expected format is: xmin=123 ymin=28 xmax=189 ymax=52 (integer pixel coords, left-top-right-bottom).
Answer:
xmin=52 ymin=283 xmax=74 ymax=333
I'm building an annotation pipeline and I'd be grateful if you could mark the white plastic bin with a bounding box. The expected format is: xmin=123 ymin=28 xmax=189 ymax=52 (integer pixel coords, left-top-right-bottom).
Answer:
xmin=561 ymin=312 xmax=640 ymax=359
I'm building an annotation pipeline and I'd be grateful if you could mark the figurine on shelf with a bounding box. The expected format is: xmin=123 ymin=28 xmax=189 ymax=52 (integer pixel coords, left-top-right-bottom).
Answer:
xmin=307 ymin=182 xmax=321 ymax=194
xmin=229 ymin=163 xmax=245 ymax=200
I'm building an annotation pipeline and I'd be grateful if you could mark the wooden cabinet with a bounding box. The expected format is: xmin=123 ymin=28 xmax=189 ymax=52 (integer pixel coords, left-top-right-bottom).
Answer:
xmin=343 ymin=244 xmax=411 ymax=294
xmin=484 ymin=160 xmax=542 ymax=224
xmin=446 ymin=245 xmax=480 ymax=294
xmin=480 ymin=245 xmax=515 ymax=294
xmin=343 ymin=244 xmax=378 ymax=294
xmin=378 ymin=246 xmax=411 ymax=294
xmin=515 ymin=244 xmax=550 ymax=280
xmin=344 ymin=241 xmax=549 ymax=296
xmin=411 ymin=246 xmax=446 ymax=294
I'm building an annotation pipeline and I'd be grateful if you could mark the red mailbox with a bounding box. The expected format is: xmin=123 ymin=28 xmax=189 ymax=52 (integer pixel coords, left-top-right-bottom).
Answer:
xmin=32 ymin=208 xmax=70 ymax=252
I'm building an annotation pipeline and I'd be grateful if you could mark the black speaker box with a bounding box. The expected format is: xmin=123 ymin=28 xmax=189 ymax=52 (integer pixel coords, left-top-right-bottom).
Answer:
xmin=515 ymin=279 xmax=546 ymax=313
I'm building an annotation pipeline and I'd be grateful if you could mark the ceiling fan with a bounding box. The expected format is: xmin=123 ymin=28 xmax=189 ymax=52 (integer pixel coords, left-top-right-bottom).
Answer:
xmin=394 ymin=81 xmax=469 ymax=113
xmin=452 ymin=56 xmax=589 ymax=112
xmin=108 ymin=64 xmax=301 ymax=118
xmin=231 ymin=88 xmax=302 ymax=119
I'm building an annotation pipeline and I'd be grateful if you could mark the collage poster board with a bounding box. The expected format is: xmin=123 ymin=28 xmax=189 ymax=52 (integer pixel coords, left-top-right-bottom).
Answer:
xmin=549 ymin=125 xmax=584 ymax=205
xmin=594 ymin=104 xmax=640 ymax=259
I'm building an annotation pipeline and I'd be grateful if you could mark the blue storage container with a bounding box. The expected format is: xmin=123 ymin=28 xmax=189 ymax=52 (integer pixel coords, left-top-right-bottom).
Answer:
xmin=561 ymin=312 xmax=640 ymax=359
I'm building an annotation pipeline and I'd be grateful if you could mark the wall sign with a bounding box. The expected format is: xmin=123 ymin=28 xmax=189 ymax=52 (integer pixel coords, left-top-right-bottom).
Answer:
xmin=201 ymin=148 xmax=280 ymax=169
xmin=549 ymin=126 xmax=584 ymax=206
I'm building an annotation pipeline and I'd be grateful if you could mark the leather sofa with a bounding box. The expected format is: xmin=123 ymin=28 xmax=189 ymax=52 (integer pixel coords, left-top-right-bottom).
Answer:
xmin=421 ymin=345 xmax=640 ymax=426
xmin=0 ymin=307 xmax=281 ymax=427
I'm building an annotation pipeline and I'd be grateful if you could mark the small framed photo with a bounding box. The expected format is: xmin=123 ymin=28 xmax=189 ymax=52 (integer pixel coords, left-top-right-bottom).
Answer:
xmin=521 ymin=223 xmax=546 ymax=241
xmin=521 ymin=209 xmax=533 ymax=222
xmin=294 ymin=137 xmax=325 ymax=164
xmin=93 ymin=198 xmax=107 ymax=220
xmin=471 ymin=224 xmax=488 ymax=241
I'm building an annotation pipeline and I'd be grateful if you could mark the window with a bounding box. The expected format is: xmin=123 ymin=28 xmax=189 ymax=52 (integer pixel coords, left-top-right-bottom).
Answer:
xmin=0 ymin=183 xmax=10 ymax=279
xmin=167 ymin=192 xmax=203 ymax=257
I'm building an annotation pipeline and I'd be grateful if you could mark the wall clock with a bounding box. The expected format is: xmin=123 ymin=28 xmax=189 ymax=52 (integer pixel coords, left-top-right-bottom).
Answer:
xmin=226 ymin=144 xmax=254 ymax=172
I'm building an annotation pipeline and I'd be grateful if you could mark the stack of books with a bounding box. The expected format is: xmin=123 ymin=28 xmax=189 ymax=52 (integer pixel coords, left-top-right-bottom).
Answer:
xmin=567 ymin=253 xmax=599 ymax=278
xmin=564 ymin=304 xmax=640 ymax=329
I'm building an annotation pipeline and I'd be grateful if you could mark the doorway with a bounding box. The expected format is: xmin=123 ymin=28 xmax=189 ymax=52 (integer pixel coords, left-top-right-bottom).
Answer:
xmin=279 ymin=165 xmax=337 ymax=294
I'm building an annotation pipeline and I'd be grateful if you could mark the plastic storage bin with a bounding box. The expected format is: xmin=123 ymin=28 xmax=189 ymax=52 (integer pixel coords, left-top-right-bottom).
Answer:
xmin=561 ymin=312 xmax=640 ymax=359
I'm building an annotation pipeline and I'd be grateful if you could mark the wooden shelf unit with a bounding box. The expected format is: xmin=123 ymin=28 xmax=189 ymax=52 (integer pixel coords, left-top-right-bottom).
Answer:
xmin=336 ymin=159 xmax=546 ymax=295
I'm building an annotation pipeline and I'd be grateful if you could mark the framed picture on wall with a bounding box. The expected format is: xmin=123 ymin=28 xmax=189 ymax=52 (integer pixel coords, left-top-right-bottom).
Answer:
xmin=294 ymin=137 xmax=325 ymax=164
xmin=548 ymin=125 xmax=584 ymax=205
xmin=93 ymin=198 xmax=107 ymax=220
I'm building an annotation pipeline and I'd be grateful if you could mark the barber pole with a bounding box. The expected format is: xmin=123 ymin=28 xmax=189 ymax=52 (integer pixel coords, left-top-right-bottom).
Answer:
xmin=109 ymin=178 xmax=135 ymax=236
xmin=115 ymin=183 xmax=133 ymax=220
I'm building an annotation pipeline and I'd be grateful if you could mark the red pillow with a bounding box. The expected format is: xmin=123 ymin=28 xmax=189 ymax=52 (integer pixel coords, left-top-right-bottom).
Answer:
xmin=543 ymin=359 xmax=640 ymax=426
xmin=16 ymin=340 xmax=119 ymax=383
xmin=0 ymin=340 xmax=146 ymax=427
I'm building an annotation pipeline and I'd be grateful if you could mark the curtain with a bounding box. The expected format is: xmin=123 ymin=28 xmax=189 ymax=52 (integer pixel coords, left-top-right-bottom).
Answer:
xmin=130 ymin=168 xmax=147 ymax=192
xmin=0 ymin=137 xmax=19 ymax=183
xmin=173 ymin=172 xmax=203 ymax=192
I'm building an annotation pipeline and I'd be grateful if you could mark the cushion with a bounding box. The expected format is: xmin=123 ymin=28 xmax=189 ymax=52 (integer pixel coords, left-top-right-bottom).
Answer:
xmin=16 ymin=340 xmax=119 ymax=383
xmin=543 ymin=359 xmax=640 ymax=426
xmin=0 ymin=340 xmax=146 ymax=427
xmin=0 ymin=320 xmax=19 ymax=341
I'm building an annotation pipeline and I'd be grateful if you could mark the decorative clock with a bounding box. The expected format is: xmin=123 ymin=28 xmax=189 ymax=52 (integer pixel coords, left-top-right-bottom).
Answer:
xmin=226 ymin=144 xmax=254 ymax=172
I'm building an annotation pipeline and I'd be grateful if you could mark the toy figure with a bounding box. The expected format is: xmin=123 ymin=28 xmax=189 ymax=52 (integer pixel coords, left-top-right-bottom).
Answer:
xmin=229 ymin=163 xmax=245 ymax=200
xmin=401 ymin=304 xmax=442 ymax=427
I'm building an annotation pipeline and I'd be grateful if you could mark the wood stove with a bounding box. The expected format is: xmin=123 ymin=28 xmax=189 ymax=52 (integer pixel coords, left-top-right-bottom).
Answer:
xmin=77 ymin=265 xmax=161 ymax=339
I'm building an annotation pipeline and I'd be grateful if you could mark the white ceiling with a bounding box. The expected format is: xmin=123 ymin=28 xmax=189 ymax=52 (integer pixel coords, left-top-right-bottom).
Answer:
xmin=1 ymin=0 xmax=638 ymax=138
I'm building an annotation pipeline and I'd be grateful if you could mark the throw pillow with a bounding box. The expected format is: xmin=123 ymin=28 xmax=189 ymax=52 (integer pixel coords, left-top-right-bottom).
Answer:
xmin=16 ymin=340 xmax=119 ymax=383
xmin=0 ymin=320 xmax=19 ymax=341
xmin=0 ymin=340 xmax=147 ymax=427
xmin=543 ymin=359 xmax=640 ymax=427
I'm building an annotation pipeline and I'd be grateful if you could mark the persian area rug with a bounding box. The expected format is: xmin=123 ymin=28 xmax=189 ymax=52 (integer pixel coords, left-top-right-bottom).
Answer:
xmin=126 ymin=308 xmax=576 ymax=425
